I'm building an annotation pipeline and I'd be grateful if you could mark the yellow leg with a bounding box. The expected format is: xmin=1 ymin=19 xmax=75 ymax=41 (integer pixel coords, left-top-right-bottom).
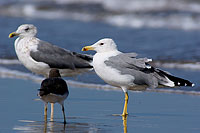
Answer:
xmin=44 ymin=103 xmax=47 ymax=122
xmin=122 ymin=92 xmax=129 ymax=117
xmin=61 ymin=104 xmax=66 ymax=124
xmin=50 ymin=103 xmax=54 ymax=122
xmin=122 ymin=115 xmax=127 ymax=133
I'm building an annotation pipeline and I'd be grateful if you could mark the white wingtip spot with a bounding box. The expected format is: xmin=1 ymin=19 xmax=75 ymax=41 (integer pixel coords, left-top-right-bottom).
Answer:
xmin=192 ymin=83 xmax=195 ymax=87
xmin=177 ymin=82 xmax=180 ymax=85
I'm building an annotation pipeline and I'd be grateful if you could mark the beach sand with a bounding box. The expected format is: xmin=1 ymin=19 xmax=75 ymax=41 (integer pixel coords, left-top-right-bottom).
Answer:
xmin=0 ymin=78 xmax=199 ymax=133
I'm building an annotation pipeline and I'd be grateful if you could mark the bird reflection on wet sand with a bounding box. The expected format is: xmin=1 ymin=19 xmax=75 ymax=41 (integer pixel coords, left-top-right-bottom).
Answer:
xmin=13 ymin=117 xmax=108 ymax=133
xmin=13 ymin=115 xmax=129 ymax=133
xmin=122 ymin=116 xmax=128 ymax=133
xmin=43 ymin=121 xmax=66 ymax=133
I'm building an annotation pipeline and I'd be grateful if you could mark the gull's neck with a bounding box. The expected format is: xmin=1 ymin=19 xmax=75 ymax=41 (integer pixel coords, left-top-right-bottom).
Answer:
xmin=94 ymin=50 xmax=121 ymax=59
xmin=97 ymin=49 xmax=121 ymax=54
xmin=15 ymin=36 xmax=38 ymax=49
xmin=19 ymin=35 xmax=36 ymax=39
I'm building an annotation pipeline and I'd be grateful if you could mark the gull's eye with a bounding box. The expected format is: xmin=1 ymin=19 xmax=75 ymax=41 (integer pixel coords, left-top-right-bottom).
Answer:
xmin=25 ymin=27 xmax=29 ymax=32
xmin=99 ymin=43 xmax=104 ymax=46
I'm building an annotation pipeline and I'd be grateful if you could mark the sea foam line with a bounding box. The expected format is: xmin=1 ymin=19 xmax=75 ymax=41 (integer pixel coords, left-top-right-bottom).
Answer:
xmin=0 ymin=66 xmax=199 ymax=95
xmin=0 ymin=59 xmax=21 ymax=65
xmin=2 ymin=0 xmax=200 ymax=30
xmin=0 ymin=58 xmax=200 ymax=71
xmin=152 ymin=61 xmax=200 ymax=70
xmin=0 ymin=66 xmax=119 ymax=91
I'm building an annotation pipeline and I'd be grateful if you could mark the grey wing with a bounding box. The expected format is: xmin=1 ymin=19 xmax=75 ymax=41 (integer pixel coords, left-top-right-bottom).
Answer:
xmin=104 ymin=53 xmax=158 ymax=88
xmin=104 ymin=53 xmax=192 ymax=89
xmin=105 ymin=53 xmax=152 ymax=71
xmin=30 ymin=40 xmax=93 ymax=69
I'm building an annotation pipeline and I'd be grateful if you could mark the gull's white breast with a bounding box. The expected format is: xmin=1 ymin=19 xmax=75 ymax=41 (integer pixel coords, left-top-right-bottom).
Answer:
xmin=93 ymin=51 xmax=135 ymax=88
xmin=14 ymin=37 xmax=49 ymax=76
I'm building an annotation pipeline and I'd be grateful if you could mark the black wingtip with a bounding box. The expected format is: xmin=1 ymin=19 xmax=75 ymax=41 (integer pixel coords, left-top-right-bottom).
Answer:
xmin=156 ymin=68 xmax=194 ymax=87
xmin=175 ymin=80 xmax=194 ymax=87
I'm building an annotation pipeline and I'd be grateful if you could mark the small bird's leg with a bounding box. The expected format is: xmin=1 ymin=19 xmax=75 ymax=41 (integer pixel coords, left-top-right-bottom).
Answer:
xmin=50 ymin=103 xmax=54 ymax=122
xmin=61 ymin=104 xmax=66 ymax=124
xmin=43 ymin=119 xmax=47 ymax=133
xmin=44 ymin=103 xmax=48 ymax=122
xmin=122 ymin=92 xmax=129 ymax=117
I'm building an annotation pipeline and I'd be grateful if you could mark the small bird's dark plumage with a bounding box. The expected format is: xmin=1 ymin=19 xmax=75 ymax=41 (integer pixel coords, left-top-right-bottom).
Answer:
xmin=39 ymin=78 xmax=68 ymax=96
xmin=38 ymin=69 xmax=69 ymax=97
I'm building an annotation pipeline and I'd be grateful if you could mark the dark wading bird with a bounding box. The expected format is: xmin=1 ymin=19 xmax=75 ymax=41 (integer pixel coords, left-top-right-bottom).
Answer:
xmin=9 ymin=24 xmax=93 ymax=121
xmin=38 ymin=69 xmax=69 ymax=124
xmin=82 ymin=38 xmax=194 ymax=117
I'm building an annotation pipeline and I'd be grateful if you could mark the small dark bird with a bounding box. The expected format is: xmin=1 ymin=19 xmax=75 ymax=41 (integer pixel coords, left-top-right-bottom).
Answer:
xmin=38 ymin=69 xmax=69 ymax=124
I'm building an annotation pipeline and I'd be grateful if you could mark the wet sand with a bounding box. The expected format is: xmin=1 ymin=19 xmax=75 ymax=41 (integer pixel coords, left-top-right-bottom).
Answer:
xmin=0 ymin=78 xmax=200 ymax=133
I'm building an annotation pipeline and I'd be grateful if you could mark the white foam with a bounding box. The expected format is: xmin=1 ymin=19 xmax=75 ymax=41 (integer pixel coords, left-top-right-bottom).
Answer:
xmin=153 ymin=61 xmax=200 ymax=70
xmin=2 ymin=0 xmax=200 ymax=30
xmin=146 ymin=88 xmax=200 ymax=96
xmin=0 ymin=66 xmax=119 ymax=91
xmin=105 ymin=14 xmax=200 ymax=30
xmin=0 ymin=58 xmax=199 ymax=72
xmin=0 ymin=66 xmax=43 ymax=83
xmin=0 ymin=59 xmax=21 ymax=65
xmin=23 ymin=4 xmax=36 ymax=17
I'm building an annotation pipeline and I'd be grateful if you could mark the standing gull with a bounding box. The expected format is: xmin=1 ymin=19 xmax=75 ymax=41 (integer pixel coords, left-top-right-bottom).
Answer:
xmin=82 ymin=38 xmax=194 ymax=117
xmin=9 ymin=24 xmax=92 ymax=120
xmin=9 ymin=24 xmax=93 ymax=77
xmin=38 ymin=69 xmax=69 ymax=124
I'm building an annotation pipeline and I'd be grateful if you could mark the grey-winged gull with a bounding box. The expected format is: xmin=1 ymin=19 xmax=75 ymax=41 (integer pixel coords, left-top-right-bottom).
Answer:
xmin=38 ymin=69 xmax=69 ymax=124
xmin=82 ymin=38 xmax=194 ymax=117
xmin=9 ymin=24 xmax=93 ymax=77
xmin=9 ymin=24 xmax=92 ymax=121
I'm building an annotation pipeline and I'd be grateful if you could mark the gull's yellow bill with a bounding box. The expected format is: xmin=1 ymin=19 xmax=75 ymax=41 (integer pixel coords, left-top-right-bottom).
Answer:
xmin=81 ymin=46 xmax=94 ymax=51
xmin=8 ymin=32 xmax=19 ymax=38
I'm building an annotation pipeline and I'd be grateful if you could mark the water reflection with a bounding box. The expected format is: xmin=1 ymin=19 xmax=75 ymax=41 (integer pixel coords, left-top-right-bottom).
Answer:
xmin=122 ymin=116 xmax=128 ymax=133
xmin=13 ymin=117 xmax=105 ymax=133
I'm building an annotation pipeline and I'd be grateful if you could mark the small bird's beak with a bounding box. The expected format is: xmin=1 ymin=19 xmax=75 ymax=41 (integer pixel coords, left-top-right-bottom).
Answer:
xmin=9 ymin=32 xmax=20 ymax=38
xmin=82 ymin=45 xmax=95 ymax=51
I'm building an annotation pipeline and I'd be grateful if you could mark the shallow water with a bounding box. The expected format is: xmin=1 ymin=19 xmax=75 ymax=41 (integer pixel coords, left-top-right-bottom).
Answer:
xmin=1 ymin=16 xmax=200 ymax=61
xmin=0 ymin=78 xmax=200 ymax=133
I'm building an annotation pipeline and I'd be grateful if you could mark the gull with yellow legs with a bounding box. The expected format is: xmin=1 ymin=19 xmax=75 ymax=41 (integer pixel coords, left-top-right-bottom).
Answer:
xmin=82 ymin=38 xmax=194 ymax=118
